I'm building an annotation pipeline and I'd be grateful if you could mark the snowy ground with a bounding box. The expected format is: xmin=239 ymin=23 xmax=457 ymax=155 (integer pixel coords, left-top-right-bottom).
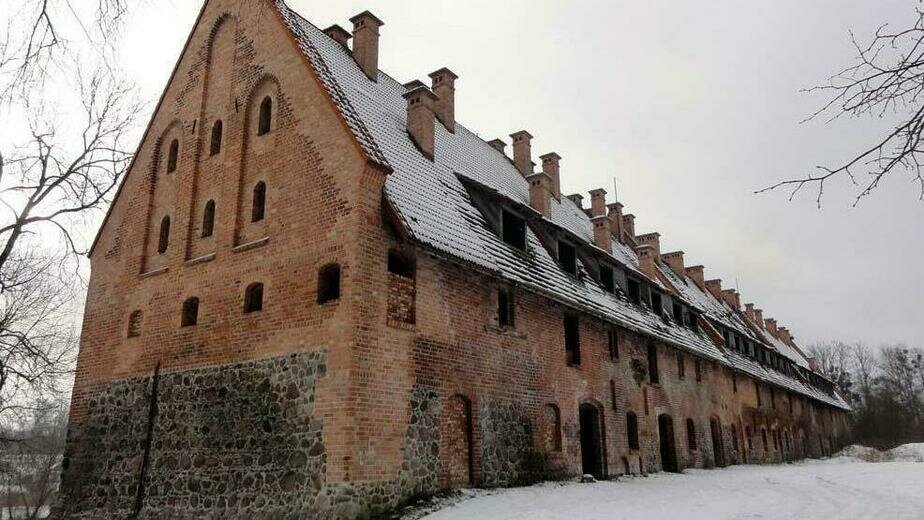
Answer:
xmin=420 ymin=445 xmax=924 ymax=520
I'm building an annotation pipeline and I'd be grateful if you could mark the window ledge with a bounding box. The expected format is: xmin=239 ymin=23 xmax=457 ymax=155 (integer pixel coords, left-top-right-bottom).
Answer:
xmin=185 ymin=253 xmax=216 ymax=266
xmin=140 ymin=267 xmax=168 ymax=279
xmin=232 ymin=236 xmax=269 ymax=253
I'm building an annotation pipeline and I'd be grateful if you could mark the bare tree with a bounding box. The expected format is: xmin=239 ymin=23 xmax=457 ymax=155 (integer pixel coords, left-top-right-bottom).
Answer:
xmin=760 ymin=7 xmax=924 ymax=205
xmin=878 ymin=345 xmax=921 ymax=420
xmin=851 ymin=342 xmax=877 ymax=405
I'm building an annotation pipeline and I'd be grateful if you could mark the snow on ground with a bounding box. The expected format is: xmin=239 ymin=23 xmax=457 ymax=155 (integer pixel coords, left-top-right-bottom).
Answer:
xmin=421 ymin=447 xmax=924 ymax=520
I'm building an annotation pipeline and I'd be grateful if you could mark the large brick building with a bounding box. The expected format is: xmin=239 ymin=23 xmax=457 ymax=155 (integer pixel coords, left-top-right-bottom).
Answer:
xmin=58 ymin=1 xmax=851 ymax=518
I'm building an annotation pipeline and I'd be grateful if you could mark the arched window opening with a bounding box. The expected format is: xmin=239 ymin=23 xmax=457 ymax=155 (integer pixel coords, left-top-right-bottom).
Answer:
xmin=626 ymin=412 xmax=640 ymax=450
xmin=251 ymin=181 xmax=266 ymax=222
xmin=244 ymin=282 xmax=264 ymax=313
xmin=686 ymin=418 xmax=697 ymax=450
xmin=201 ymin=200 xmax=216 ymax=238
xmin=167 ymin=139 xmax=179 ymax=173
xmin=127 ymin=310 xmax=143 ymax=338
xmin=317 ymin=263 xmax=341 ymax=304
xmin=388 ymin=249 xmax=416 ymax=278
xmin=544 ymin=404 xmax=562 ymax=452
xmin=258 ymin=96 xmax=272 ymax=135
xmin=210 ymin=120 xmax=223 ymax=155
xmin=157 ymin=216 xmax=171 ymax=254
xmin=181 ymin=297 xmax=199 ymax=327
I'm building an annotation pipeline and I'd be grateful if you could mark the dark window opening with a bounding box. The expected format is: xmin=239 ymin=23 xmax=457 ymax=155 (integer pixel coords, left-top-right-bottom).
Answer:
xmin=687 ymin=311 xmax=698 ymax=330
xmin=251 ymin=181 xmax=266 ymax=222
xmin=672 ymin=302 xmax=683 ymax=323
xmin=210 ymin=120 xmax=223 ymax=155
xmin=127 ymin=310 xmax=143 ymax=338
xmin=647 ymin=343 xmax=659 ymax=384
xmin=600 ymin=263 xmax=615 ymax=293
xmin=610 ymin=380 xmax=618 ymax=411
xmin=746 ymin=426 xmax=753 ymax=450
xmin=756 ymin=382 xmax=762 ymax=407
xmin=244 ymin=282 xmax=264 ymax=313
xmin=167 ymin=139 xmax=179 ymax=173
xmin=628 ymin=279 xmax=641 ymax=304
xmin=770 ymin=387 xmax=776 ymax=409
xmin=731 ymin=424 xmax=739 ymax=452
xmin=558 ymin=241 xmax=577 ymax=275
xmin=201 ymin=200 xmax=215 ymax=238
xmin=607 ymin=328 xmax=619 ymax=361
xmin=388 ymin=249 xmax=416 ymax=278
xmin=498 ymin=288 xmax=515 ymax=328
xmin=317 ymin=263 xmax=341 ymax=304
xmin=258 ymin=96 xmax=272 ymax=135
xmin=677 ymin=353 xmax=685 ymax=380
xmin=686 ymin=418 xmax=697 ymax=450
xmin=157 ymin=216 xmax=171 ymax=254
xmin=501 ymin=209 xmax=527 ymax=250
xmin=564 ymin=314 xmax=581 ymax=366
xmin=651 ymin=292 xmax=663 ymax=316
xmin=761 ymin=429 xmax=768 ymax=451
xmin=695 ymin=359 xmax=703 ymax=382
xmin=181 ymin=297 xmax=199 ymax=327
xmin=626 ymin=412 xmax=640 ymax=450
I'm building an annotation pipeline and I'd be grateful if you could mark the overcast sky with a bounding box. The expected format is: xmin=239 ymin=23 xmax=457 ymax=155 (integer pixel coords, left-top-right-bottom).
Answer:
xmin=119 ymin=0 xmax=923 ymax=348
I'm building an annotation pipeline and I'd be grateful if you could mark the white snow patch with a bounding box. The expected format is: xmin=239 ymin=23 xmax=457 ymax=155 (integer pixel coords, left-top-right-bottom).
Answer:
xmin=420 ymin=457 xmax=924 ymax=520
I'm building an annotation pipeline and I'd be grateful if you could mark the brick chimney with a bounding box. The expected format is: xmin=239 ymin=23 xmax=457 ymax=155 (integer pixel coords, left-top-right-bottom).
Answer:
xmin=635 ymin=232 xmax=660 ymax=259
xmin=527 ymin=172 xmax=552 ymax=218
xmin=765 ymin=318 xmax=779 ymax=338
xmin=607 ymin=202 xmax=624 ymax=241
xmin=721 ymin=289 xmax=740 ymax=310
xmin=662 ymin=251 xmax=685 ymax=277
xmin=635 ymin=244 xmax=658 ymax=280
xmin=754 ymin=308 xmax=764 ymax=329
xmin=705 ymin=279 xmax=723 ymax=300
xmin=540 ymin=153 xmax=562 ymax=199
xmin=350 ymin=11 xmax=383 ymax=81
xmin=744 ymin=303 xmax=756 ymax=322
xmin=403 ymin=81 xmax=437 ymax=160
xmin=429 ymin=67 xmax=457 ymax=133
xmin=779 ymin=327 xmax=793 ymax=345
xmin=685 ymin=265 xmax=705 ymax=288
xmin=510 ymin=130 xmax=534 ymax=176
xmin=488 ymin=138 xmax=506 ymax=153
xmin=566 ymin=193 xmax=584 ymax=208
xmin=324 ymin=24 xmax=351 ymax=48
xmin=622 ymin=214 xmax=636 ymax=239
xmin=589 ymin=189 xmax=610 ymax=251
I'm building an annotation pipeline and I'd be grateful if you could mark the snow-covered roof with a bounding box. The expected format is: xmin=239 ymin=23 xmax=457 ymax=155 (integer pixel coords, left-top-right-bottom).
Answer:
xmin=274 ymin=1 xmax=848 ymax=411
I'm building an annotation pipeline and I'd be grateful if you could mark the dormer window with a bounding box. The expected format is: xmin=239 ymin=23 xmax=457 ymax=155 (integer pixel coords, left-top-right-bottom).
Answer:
xmin=672 ymin=302 xmax=683 ymax=323
xmin=501 ymin=209 xmax=526 ymax=250
xmin=558 ymin=240 xmax=577 ymax=275
xmin=627 ymin=279 xmax=641 ymax=304
xmin=599 ymin=263 xmax=615 ymax=293
xmin=651 ymin=292 xmax=663 ymax=317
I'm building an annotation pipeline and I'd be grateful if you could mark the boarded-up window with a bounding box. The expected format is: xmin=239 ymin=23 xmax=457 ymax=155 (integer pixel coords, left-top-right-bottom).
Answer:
xmin=544 ymin=404 xmax=562 ymax=452
xmin=387 ymin=249 xmax=416 ymax=326
xmin=564 ymin=314 xmax=580 ymax=366
xmin=258 ymin=96 xmax=272 ymax=135
xmin=626 ymin=412 xmax=640 ymax=450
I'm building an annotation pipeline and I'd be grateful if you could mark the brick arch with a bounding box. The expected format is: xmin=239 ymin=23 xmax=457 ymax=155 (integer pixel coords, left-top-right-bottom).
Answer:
xmin=140 ymin=119 xmax=184 ymax=273
xmin=441 ymin=393 xmax=474 ymax=489
xmin=541 ymin=403 xmax=562 ymax=453
xmin=578 ymin=398 xmax=608 ymax=479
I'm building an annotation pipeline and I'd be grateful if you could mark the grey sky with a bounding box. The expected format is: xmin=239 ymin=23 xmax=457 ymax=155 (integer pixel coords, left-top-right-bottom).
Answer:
xmin=120 ymin=0 xmax=923 ymax=348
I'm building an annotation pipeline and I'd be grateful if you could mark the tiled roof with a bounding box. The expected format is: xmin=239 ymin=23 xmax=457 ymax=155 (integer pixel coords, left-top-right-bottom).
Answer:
xmin=274 ymin=1 xmax=848 ymax=410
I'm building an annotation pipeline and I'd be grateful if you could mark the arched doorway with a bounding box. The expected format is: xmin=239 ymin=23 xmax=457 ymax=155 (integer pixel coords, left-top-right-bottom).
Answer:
xmin=446 ymin=395 xmax=473 ymax=487
xmin=710 ymin=417 xmax=725 ymax=467
xmin=579 ymin=403 xmax=606 ymax=479
xmin=658 ymin=414 xmax=679 ymax=473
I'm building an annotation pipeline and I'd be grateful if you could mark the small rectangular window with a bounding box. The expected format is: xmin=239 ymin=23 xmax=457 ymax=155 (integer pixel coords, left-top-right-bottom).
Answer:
xmin=610 ymin=380 xmax=618 ymax=411
xmin=564 ymin=314 xmax=581 ymax=366
xmin=695 ymin=359 xmax=703 ymax=382
xmin=677 ymin=353 xmax=685 ymax=380
xmin=608 ymin=328 xmax=619 ymax=361
xmin=732 ymin=372 xmax=738 ymax=393
xmin=628 ymin=279 xmax=641 ymax=304
xmin=599 ymin=263 xmax=615 ymax=293
xmin=651 ymin=292 xmax=663 ymax=316
xmin=498 ymin=288 xmax=514 ymax=328
xmin=558 ymin=241 xmax=577 ymax=275
xmin=647 ymin=344 xmax=659 ymax=384
xmin=501 ymin=210 xmax=527 ymax=250
xmin=756 ymin=381 xmax=762 ymax=407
